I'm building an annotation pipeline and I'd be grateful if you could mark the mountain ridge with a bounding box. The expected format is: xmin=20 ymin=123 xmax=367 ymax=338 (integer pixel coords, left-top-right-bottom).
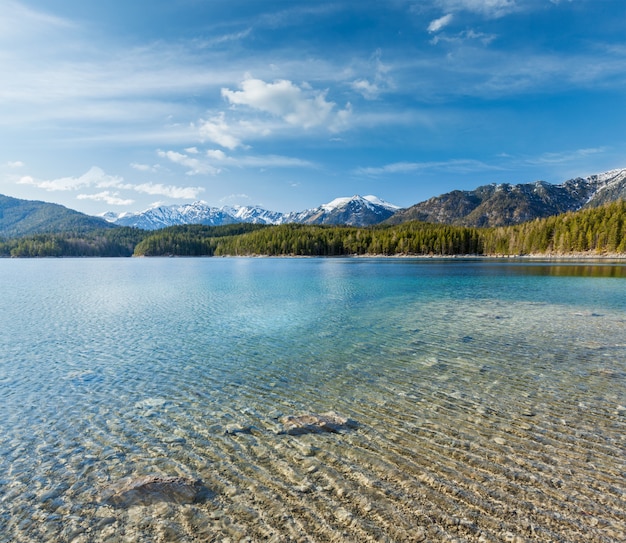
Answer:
xmin=103 ymin=194 xmax=400 ymax=230
xmin=385 ymin=168 xmax=626 ymax=227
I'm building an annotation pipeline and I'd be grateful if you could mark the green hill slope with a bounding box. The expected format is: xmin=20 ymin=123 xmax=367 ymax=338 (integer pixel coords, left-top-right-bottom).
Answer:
xmin=0 ymin=194 xmax=114 ymax=237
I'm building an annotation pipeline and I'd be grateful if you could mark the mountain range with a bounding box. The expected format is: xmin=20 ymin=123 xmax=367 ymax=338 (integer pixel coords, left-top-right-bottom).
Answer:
xmin=1 ymin=168 xmax=625 ymax=238
xmin=387 ymin=168 xmax=626 ymax=227
xmin=102 ymin=195 xmax=400 ymax=230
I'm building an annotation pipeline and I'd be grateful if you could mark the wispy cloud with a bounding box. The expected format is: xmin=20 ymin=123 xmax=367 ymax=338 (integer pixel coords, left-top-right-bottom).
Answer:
xmin=157 ymin=150 xmax=221 ymax=176
xmin=6 ymin=160 xmax=25 ymax=168
xmin=354 ymin=159 xmax=503 ymax=176
xmin=130 ymin=162 xmax=159 ymax=173
xmin=430 ymin=28 xmax=497 ymax=46
xmin=350 ymin=49 xmax=394 ymax=100
xmin=132 ymin=183 xmax=204 ymax=199
xmin=434 ymin=0 xmax=518 ymax=18
xmin=193 ymin=27 xmax=253 ymax=48
xmin=225 ymin=154 xmax=316 ymax=169
xmin=18 ymin=167 xmax=123 ymax=191
xmin=76 ymin=191 xmax=135 ymax=206
xmin=428 ymin=14 xmax=454 ymax=33
xmin=0 ymin=0 xmax=73 ymax=40
xmin=158 ymin=147 xmax=316 ymax=173
xmin=256 ymin=3 xmax=344 ymax=30
xmin=526 ymin=147 xmax=608 ymax=165
xmin=18 ymin=166 xmax=204 ymax=204
xmin=196 ymin=113 xmax=245 ymax=150
xmin=219 ymin=193 xmax=251 ymax=205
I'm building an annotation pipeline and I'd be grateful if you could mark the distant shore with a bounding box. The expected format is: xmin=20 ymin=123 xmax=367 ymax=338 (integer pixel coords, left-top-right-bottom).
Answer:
xmin=348 ymin=252 xmax=626 ymax=261
xmin=3 ymin=251 xmax=626 ymax=260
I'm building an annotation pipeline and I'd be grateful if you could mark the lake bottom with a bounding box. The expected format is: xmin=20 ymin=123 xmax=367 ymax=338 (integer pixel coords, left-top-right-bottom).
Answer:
xmin=1 ymin=259 xmax=625 ymax=542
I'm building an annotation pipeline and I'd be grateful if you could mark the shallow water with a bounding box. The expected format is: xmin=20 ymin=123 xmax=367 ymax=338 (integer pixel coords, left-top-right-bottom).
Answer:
xmin=1 ymin=258 xmax=625 ymax=542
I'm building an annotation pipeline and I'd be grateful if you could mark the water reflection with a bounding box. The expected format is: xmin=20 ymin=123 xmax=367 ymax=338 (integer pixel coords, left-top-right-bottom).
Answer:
xmin=507 ymin=260 xmax=626 ymax=278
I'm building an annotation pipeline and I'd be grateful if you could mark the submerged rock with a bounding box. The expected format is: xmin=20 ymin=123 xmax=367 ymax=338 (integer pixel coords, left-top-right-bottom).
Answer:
xmin=102 ymin=475 xmax=209 ymax=507
xmin=134 ymin=398 xmax=168 ymax=409
xmin=278 ymin=411 xmax=357 ymax=436
xmin=224 ymin=424 xmax=255 ymax=435
xmin=590 ymin=368 xmax=625 ymax=379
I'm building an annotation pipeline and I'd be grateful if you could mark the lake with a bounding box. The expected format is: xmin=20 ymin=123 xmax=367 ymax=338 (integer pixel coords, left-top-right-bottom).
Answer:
xmin=1 ymin=258 xmax=625 ymax=542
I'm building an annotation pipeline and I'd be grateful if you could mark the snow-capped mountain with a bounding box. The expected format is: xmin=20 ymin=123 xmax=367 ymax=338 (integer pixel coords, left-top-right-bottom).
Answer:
xmin=387 ymin=168 xmax=626 ymax=227
xmin=102 ymin=203 xmax=239 ymax=230
xmin=101 ymin=167 xmax=626 ymax=230
xmin=285 ymin=195 xmax=400 ymax=226
xmin=103 ymin=195 xmax=400 ymax=230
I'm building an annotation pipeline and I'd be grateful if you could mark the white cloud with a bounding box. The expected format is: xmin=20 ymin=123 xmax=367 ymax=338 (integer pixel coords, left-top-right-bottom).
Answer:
xmin=18 ymin=166 xmax=122 ymax=191
xmin=197 ymin=113 xmax=243 ymax=150
xmin=527 ymin=147 xmax=607 ymax=165
xmin=157 ymin=149 xmax=221 ymax=175
xmin=431 ymin=28 xmax=497 ymax=46
xmin=428 ymin=14 xmax=454 ymax=33
xmin=350 ymin=49 xmax=394 ymax=100
xmin=221 ymin=78 xmax=351 ymax=130
xmin=6 ymin=160 xmax=25 ymax=168
xmin=161 ymin=147 xmax=316 ymax=173
xmin=232 ymin=154 xmax=316 ymax=169
xmin=330 ymin=103 xmax=353 ymax=132
xmin=351 ymin=79 xmax=381 ymax=99
xmin=17 ymin=175 xmax=35 ymax=186
xmin=194 ymin=78 xmax=353 ymax=152
xmin=220 ymin=193 xmax=251 ymax=205
xmin=194 ymin=27 xmax=253 ymax=48
xmin=355 ymin=159 xmax=501 ymax=176
xmin=130 ymin=162 xmax=158 ymax=172
xmin=17 ymin=165 xmax=203 ymax=202
xmin=0 ymin=0 xmax=73 ymax=42
xmin=76 ymin=191 xmax=134 ymax=206
xmin=435 ymin=0 xmax=518 ymax=18
xmin=206 ymin=149 xmax=227 ymax=160
xmin=133 ymin=183 xmax=204 ymax=199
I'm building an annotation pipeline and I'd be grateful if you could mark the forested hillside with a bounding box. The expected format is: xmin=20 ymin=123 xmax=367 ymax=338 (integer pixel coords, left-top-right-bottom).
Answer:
xmin=132 ymin=223 xmax=267 ymax=256
xmin=1 ymin=200 xmax=624 ymax=257
xmin=481 ymin=200 xmax=626 ymax=255
xmin=133 ymin=222 xmax=483 ymax=257
xmin=0 ymin=194 xmax=114 ymax=237
xmin=0 ymin=228 xmax=144 ymax=257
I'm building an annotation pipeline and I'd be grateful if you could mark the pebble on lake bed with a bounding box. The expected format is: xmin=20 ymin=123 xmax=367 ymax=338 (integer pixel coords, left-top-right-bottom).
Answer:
xmin=278 ymin=411 xmax=357 ymax=435
xmin=101 ymin=475 xmax=210 ymax=507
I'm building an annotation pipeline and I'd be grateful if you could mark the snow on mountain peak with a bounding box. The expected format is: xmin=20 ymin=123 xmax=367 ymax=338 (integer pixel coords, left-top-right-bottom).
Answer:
xmin=321 ymin=196 xmax=357 ymax=211
xmin=320 ymin=194 xmax=399 ymax=212
xmin=363 ymin=195 xmax=401 ymax=210
xmin=587 ymin=168 xmax=626 ymax=184
xmin=104 ymin=194 xmax=399 ymax=229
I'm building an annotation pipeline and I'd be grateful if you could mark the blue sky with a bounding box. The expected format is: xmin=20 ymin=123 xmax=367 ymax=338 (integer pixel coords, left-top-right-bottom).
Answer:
xmin=1 ymin=0 xmax=625 ymax=215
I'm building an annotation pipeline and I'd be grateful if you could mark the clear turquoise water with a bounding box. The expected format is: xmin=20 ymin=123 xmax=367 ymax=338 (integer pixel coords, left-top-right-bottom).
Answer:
xmin=0 ymin=258 xmax=625 ymax=542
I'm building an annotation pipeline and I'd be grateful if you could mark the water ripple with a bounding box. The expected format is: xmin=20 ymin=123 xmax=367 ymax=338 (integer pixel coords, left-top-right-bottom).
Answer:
xmin=0 ymin=258 xmax=624 ymax=542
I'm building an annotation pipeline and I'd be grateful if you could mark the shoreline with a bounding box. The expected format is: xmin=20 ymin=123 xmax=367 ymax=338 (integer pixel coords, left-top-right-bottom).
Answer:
xmin=334 ymin=252 xmax=626 ymax=261
xmin=3 ymin=248 xmax=626 ymax=261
